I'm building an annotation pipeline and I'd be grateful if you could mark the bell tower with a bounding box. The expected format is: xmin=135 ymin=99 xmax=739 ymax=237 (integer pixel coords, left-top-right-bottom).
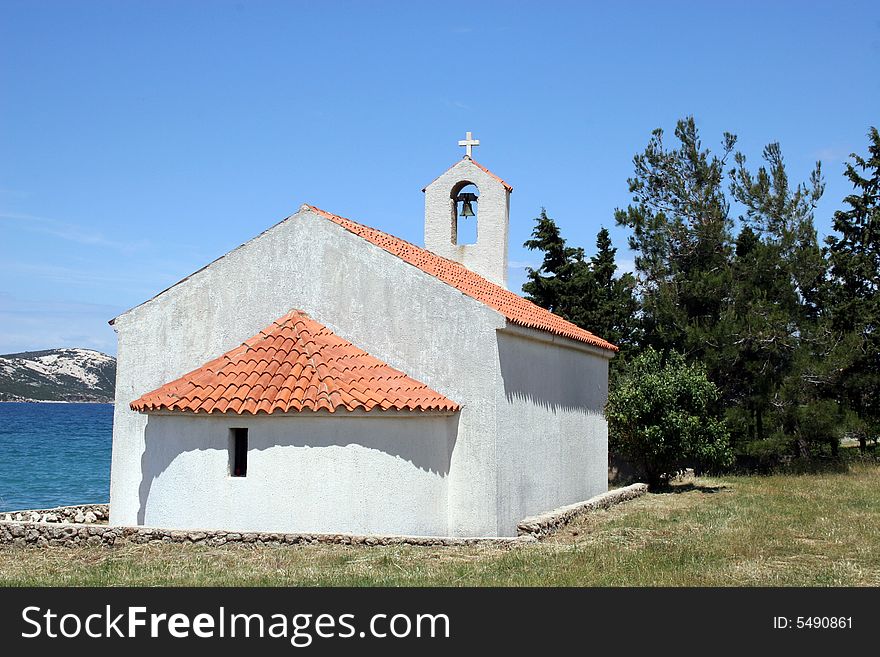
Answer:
xmin=423 ymin=132 xmax=512 ymax=288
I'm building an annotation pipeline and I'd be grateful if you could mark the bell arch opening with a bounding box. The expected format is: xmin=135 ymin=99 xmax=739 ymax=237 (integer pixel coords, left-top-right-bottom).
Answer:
xmin=451 ymin=181 xmax=479 ymax=245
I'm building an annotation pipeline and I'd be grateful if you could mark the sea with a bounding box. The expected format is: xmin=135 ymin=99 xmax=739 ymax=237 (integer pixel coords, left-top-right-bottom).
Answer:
xmin=0 ymin=402 xmax=112 ymax=512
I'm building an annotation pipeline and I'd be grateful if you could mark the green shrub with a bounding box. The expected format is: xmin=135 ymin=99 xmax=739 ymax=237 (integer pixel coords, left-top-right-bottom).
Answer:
xmin=606 ymin=348 xmax=733 ymax=488
xmin=733 ymin=400 xmax=854 ymax=472
xmin=739 ymin=433 xmax=796 ymax=470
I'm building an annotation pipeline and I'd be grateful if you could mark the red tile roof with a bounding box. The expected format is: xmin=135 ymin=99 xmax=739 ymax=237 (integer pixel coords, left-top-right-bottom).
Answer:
xmin=422 ymin=158 xmax=514 ymax=193
xmin=307 ymin=206 xmax=618 ymax=352
xmin=131 ymin=310 xmax=460 ymax=415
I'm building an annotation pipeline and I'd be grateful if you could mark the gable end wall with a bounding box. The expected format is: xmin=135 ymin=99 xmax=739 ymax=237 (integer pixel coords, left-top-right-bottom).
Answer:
xmin=110 ymin=208 xmax=506 ymax=536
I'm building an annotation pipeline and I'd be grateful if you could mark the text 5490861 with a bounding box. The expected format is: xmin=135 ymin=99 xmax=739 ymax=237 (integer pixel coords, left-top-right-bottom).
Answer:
xmin=773 ymin=617 xmax=852 ymax=629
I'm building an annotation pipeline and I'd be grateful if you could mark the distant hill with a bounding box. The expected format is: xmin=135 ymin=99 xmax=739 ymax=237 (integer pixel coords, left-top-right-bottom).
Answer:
xmin=0 ymin=348 xmax=116 ymax=403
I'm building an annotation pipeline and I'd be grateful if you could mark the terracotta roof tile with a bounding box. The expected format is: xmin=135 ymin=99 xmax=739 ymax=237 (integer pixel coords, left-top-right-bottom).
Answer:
xmin=306 ymin=206 xmax=618 ymax=352
xmin=131 ymin=310 xmax=460 ymax=415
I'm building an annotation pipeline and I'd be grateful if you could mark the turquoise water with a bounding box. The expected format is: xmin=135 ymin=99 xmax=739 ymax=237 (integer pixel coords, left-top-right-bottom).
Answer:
xmin=0 ymin=402 xmax=112 ymax=511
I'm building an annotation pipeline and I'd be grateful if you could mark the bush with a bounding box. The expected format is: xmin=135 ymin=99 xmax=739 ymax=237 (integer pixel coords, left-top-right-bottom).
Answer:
xmin=606 ymin=348 xmax=733 ymax=488
xmin=763 ymin=391 xmax=851 ymax=462
xmin=738 ymin=433 xmax=796 ymax=471
xmin=789 ymin=399 xmax=847 ymax=458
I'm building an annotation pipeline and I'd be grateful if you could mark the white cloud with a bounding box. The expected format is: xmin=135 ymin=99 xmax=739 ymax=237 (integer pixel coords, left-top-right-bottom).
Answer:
xmin=443 ymin=98 xmax=471 ymax=110
xmin=0 ymin=295 xmax=120 ymax=355
xmin=815 ymin=146 xmax=852 ymax=164
xmin=0 ymin=212 xmax=149 ymax=254
xmin=0 ymin=261 xmax=160 ymax=289
xmin=616 ymin=257 xmax=636 ymax=274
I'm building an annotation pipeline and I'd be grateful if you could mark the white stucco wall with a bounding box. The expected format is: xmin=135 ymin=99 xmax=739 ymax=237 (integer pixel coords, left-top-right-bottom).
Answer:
xmin=493 ymin=326 xmax=611 ymax=535
xmin=138 ymin=411 xmax=455 ymax=535
xmin=110 ymin=206 xmax=506 ymax=536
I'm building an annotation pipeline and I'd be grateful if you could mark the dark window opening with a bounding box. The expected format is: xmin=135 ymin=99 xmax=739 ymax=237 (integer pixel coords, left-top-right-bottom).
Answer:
xmin=230 ymin=428 xmax=248 ymax=477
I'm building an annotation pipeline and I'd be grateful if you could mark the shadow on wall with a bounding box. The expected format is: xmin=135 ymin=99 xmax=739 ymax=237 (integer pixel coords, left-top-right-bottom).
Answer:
xmin=136 ymin=412 xmax=460 ymax=525
xmin=497 ymin=331 xmax=608 ymax=414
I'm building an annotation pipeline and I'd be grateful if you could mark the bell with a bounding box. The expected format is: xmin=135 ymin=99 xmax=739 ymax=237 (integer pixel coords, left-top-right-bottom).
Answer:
xmin=460 ymin=198 xmax=475 ymax=217
xmin=457 ymin=192 xmax=477 ymax=218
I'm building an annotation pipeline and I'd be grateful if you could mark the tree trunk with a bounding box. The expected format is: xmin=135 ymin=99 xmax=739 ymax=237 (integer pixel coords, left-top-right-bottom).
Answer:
xmin=797 ymin=436 xmax=810 ymax=459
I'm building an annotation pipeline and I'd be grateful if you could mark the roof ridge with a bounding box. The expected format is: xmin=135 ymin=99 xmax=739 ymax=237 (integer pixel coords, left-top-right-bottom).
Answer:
xmin=305 ymin=205 xmax=618 ymax=353
xmin=307 ymin=204 xmax=478 ymax=272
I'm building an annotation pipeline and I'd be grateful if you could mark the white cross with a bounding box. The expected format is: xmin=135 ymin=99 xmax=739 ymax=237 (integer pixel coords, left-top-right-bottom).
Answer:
xmin=458 ymin=131 xmax=480 ymax=158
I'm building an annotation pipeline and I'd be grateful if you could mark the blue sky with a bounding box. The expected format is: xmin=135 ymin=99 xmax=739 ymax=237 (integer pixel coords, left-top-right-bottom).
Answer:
xmin=1 ymin=1 xmax=878 ymax=355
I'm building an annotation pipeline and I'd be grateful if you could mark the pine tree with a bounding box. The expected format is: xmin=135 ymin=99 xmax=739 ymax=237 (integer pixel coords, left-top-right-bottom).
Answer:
xmin=567 ymin=228 xmax=639 ymax=353
xmin=615 ymin=117 xmax=842 ymax=462
xmin=613 ymin=116 xmax=735 ymax=378
xmin=523 ymin=215 xmax=638 ymax=353
xmin=522 ymin=208 xmax=586 ymax=316
xmin=721 ymin=227 xmax=798 ymax=442
xmin=729 ymin=142 xmax=825 ymax=319
xmin=825 ymin=127 xmax=880 ymax=448
xmin=728 ymin=140 xmax=830 ymax=457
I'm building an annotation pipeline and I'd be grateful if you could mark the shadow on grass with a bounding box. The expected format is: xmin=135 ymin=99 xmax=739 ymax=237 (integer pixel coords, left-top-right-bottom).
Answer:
xmin=653 ymin=482 xmax=730 ymax=495
xmin=731 ymin=445 xmax=880 ymax=477
xmin=777 ymin=459 xmax=851 ymax=476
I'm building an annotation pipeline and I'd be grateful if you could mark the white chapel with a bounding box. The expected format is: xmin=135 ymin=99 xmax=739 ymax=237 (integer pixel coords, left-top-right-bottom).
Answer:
xmin=108 ymin=135 xmax=617 ymax=537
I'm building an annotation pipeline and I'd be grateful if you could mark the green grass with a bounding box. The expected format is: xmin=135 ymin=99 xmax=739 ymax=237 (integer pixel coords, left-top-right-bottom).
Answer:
xmin=2 ymin=462 xmax=879 ymax=586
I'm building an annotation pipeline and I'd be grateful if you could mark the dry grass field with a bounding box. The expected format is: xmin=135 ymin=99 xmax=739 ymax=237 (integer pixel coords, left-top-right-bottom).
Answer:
xmin=2 ymin=461 xmax=878 ymax=586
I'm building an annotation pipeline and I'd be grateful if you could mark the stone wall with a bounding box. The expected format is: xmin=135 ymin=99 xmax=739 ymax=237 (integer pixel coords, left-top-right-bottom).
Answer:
xmin=1 ymin=504 xmax=108 ymax=525
xmin=516 ymin=483 xmax=649 ymax=538
xmin=0 ymin=485 xmax=647 ymax=548
xmin=0 ymin=521 xmax=531 ymax=549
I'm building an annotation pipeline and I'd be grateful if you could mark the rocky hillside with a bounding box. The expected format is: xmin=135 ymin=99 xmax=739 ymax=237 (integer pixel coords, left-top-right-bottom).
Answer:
xmin=0 ymin=348 xmax=116 ymax=402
